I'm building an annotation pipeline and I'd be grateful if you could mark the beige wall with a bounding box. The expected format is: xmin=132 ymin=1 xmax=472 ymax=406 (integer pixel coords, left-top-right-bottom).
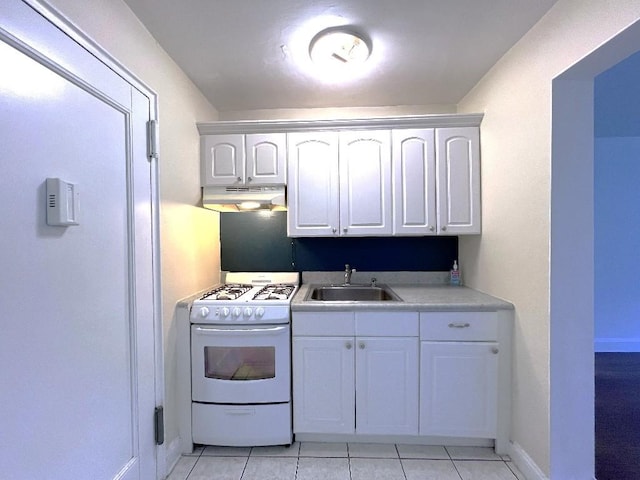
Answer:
xmin=458 ymin=0 xmax=640 ymax=475
xmin=45 ymin=0 xmax=221 ymax=462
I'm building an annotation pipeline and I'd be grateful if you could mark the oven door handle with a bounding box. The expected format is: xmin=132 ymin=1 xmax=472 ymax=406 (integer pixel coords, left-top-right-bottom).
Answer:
xmin=193 ymin=326 xmax=288 ymax=336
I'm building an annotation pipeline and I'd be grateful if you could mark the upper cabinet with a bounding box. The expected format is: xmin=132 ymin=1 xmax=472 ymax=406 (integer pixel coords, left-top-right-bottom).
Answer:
xmin=436 ymin=127 xmax=481 ymax=235
xmin=197 ymin=115 xmax=482 ymax=236
xmin=287 ymin=132 xmax=339 ymax=237
xmin=201 ymin=133 xmax=286 ymax=186
xmin=392 ymin=127 xmax=481 ymax=236
xmin=392 ymin=129 xmax=437 ymax=235
xmin=287 ymin=131 xmax=391 ymax=237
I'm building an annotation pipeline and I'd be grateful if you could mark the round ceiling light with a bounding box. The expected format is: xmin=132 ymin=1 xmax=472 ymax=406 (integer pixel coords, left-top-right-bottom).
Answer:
xmin=309 ymin=27 xmax=371 ymax=67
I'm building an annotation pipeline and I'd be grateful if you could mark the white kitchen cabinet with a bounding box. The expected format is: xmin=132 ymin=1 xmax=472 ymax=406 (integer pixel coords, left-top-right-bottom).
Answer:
xmin=392 ymin=128 xmax=437 ymax=235
xmin=435 ymin=127 xmax=481 ymax=234
xmin=292 ymin=311 xmax=419 ymax=436
xmin=420 ymin=341 xmax=498 ymax=438
xmin=392 ymin=127 xmax=480 ymax=235
xmin=201 ymin=133 xmax=286 ymax=186
xmin=419 ymin=311 xmax=506 ymax=442
xmin=292 ymin=336 xmax=355 ymax=434
xmin=287 ymin=132 xmax=339 ymax=236
xmin=287 ymin=131 xmax=392 ymax=237
xmin=338 ymin=131 xmax=392 ymax=236
xmin=355 ymin=336 xmax=419 ymax=435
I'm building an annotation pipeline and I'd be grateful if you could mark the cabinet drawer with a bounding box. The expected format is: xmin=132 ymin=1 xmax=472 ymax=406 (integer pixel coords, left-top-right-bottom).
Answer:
xmin=292 ymin=311 xmax=354 ymax=336
xmin=355 ymin=311 xmax=418 ymax=336
xmin=420 ymin=312 xmax=497 ymax=341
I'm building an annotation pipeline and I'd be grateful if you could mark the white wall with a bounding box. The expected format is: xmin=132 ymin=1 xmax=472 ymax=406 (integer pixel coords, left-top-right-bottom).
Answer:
xmin=457 ymin=0 xmax=640 ymax=476
xmin=44 ymin=0 xmax=221 ymax=467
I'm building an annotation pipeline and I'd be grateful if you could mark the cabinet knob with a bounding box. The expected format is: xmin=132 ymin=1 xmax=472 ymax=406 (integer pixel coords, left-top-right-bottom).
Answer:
xmin=429 ymin=225 xmax=435 ymax=232
xmin=247 ymin=176 xmax=252 ymax=182
xmin=236 ymin=177 xmax=242 ymax=182
xmin=343 ymin=228 xmax=348 ymax=233
xmin=345 ymin=342 xmax=352 ymax=350
xmin=491 ymin=347 xmax=499 ymax=354
xmin=359 ymin=342 xmax=365 ymax=349
xmin=332 ymin=228 xmax=337 ymax=234
xmin=441 ymin=226 xmax=447 ymax=232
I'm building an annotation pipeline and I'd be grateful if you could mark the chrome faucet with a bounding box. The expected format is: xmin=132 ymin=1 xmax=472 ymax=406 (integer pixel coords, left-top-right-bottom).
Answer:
xmin=344 ymin=264 xmax=356 ymax=285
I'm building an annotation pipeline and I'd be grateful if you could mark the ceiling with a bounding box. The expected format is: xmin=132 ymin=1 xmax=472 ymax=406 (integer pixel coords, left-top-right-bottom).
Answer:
xmin=123 ymin=0 xmax=558 ymax=113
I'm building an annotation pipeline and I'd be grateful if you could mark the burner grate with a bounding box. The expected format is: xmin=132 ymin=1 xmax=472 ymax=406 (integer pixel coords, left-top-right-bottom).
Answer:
xmin=199 ymin=284 xmax=253 ymax=301
xmin=252 ymin=284 xmax=296 ymax=301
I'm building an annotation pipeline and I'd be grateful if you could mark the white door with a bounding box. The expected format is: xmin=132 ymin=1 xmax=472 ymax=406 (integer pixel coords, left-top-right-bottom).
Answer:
xmin=392 ymin=129 xmax=437 ymax=235
xmin=292 ymin=336 xmax=355 ymax=434
xmin=0 ymin=2 xmax=157 ymax=479
xmin=355 ymin=337 xmax=419 ymax=435
xmin=339 ymin=130 xmax=392 ymax=236
xmin=287 ymin=132 xmax=340 ymax=237
xmin=201 ymin=134 xmax=245 ymax=185
xmin=246 ymin=133 xmax=287 ymax=184
xmin=435 ymin=127 xmax=481 ymax=235
xmin=420 ymin=341 xmax=498 ymax=438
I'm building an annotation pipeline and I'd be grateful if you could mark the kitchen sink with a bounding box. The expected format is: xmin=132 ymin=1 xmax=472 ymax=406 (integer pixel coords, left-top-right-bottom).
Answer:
xmin=305 ymin=285 xmax=402 ymax=302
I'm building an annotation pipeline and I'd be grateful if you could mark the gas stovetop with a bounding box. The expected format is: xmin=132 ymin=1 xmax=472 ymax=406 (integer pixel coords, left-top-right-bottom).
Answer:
xmin=190 ymin=272 xmax=300 ymax=324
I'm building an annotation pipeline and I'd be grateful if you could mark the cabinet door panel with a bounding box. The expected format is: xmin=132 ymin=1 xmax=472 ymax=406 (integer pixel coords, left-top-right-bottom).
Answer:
xmin=246 ymin=133 xmax=286 ymax=184
xmin=420 ymin=341 xmax=498 ymax=437
xmin=436 ymin=127 xmax=481 ymax=234
xmin=356 ymin=337 xmax=418 ymax=435
xmin=339 ymin=131 xmax=392 ymax=235
xmin=293 ymin=336 xmax=354 ymax=434
xmin=201 ymin=134 xmax=245 ymax=186
xmin=392 ymin=129 xmax=436 ymax=235
xmin=287 ymin=132 xmax=339 ymax=236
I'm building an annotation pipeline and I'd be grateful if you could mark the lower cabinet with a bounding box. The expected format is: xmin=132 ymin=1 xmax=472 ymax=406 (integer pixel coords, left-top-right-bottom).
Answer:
xmin=292 ymin=336 xmax=355 ymax=434
xmin=292 ymin=311 xmax=419 ymax=436
xmin=419 ymin=341 xmax=498 ymax=437
xmin=292 ymin=309 xmax=511 ymax=449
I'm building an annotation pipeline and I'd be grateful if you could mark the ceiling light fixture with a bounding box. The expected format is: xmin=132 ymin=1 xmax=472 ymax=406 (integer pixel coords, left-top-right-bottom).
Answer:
xmin=309 ymin=27 xmax=371 ymax=67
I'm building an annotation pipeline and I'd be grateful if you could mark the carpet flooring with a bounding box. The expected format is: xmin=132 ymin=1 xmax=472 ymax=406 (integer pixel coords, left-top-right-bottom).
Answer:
xmin=595 ymin=352 xmax=640 ymax=480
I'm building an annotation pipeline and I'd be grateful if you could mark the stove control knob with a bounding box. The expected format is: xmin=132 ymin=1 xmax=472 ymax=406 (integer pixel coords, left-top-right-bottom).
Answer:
xmin=255 ymin=307 xmax=265 ymax=319
xmin=232 ymin=307 xmax=241 ymax=318
xmin=219 ymin=307 xmax=230 ymax=318
xmin=243 ymin=307 xmax=253 ymax=318
xmin=199 ymin=307 xmax=210 ymax=318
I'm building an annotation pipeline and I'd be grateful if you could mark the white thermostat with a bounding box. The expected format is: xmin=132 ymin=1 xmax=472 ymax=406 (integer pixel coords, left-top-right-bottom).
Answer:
xmin=46 ymin=177 xmax=79 ymax=226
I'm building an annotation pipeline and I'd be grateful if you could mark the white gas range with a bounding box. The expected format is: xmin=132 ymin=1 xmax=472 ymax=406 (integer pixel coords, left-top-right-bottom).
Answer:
xmin=189 ymin=272 xmax=299 ymax=447
xmin=190 ymin=272 xmax=299 ymax=325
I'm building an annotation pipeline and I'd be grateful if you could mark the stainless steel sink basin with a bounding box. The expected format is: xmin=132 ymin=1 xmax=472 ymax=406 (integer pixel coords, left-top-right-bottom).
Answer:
xmin=305 ymin=285 xmax=401 ymax=302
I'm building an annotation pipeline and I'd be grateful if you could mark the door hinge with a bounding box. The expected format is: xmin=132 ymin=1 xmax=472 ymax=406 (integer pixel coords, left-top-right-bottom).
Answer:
xmin=154 ymin=406 xmax=164 ymax=445
xmin=147 ymin=120 xmax=159 ymax=160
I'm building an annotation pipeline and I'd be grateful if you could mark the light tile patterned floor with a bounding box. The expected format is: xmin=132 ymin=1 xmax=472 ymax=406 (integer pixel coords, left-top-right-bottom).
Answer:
xmin=167 ymin=443 xmax=526 ymax=480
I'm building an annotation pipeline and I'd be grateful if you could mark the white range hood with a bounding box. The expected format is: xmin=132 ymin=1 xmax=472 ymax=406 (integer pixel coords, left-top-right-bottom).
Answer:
xmin=202 ymin=185 xmax=286 ymax=212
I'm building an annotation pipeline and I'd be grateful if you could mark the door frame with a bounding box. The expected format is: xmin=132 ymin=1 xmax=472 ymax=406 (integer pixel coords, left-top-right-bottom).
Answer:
xmin=550 ymin=19 xmax=640 ymax=479
xmin=17 ymin=0 xmax=165 ymax=477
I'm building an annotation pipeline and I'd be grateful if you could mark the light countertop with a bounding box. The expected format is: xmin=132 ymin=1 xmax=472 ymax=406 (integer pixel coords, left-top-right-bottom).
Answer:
xmin=291 ymin=271 xmax=513 ymax=312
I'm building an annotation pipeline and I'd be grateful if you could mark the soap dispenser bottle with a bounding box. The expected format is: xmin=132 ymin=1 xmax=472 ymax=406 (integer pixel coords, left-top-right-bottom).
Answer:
xmin=450 ymin=260 xmax=461 ymax=286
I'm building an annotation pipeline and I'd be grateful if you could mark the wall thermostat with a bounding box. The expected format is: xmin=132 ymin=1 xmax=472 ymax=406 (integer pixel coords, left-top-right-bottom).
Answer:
xmin=46 ymin=177 xmax=79 ymax=226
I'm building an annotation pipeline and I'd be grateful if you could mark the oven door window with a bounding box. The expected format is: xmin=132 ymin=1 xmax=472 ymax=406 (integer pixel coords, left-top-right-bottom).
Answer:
xmin=204 ymin=346 xmax=275 ymax=381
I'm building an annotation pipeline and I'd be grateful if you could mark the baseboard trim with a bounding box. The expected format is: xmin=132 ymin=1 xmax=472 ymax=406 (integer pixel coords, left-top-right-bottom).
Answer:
xmin=509 ymin=441 xmax=548 ymax=480
xmin=594 ymin=338 xmax=640 ymax=352
xmin=164 ymin=436 xmax=183 ymax=479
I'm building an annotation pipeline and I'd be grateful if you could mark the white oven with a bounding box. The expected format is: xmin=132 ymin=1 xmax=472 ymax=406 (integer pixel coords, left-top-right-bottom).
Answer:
xmin=191 ymin=323 xmax=290 ymax=404
xmin=189 ymin=272 xmax=298 ymax=447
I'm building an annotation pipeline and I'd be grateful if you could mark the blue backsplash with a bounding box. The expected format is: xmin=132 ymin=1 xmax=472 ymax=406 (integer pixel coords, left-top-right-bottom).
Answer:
xmin=220 ymin=212 xmax=458 ymax=272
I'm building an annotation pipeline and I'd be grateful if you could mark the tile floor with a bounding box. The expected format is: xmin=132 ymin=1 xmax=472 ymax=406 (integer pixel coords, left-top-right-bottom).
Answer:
xmin=167 ymin=443 xmax=526 ymax=480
